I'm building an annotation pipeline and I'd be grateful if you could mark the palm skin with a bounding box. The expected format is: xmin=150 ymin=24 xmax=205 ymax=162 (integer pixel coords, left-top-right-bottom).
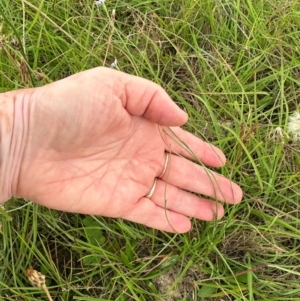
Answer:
xmin=15 ymin=67 xmax=242 ymax=232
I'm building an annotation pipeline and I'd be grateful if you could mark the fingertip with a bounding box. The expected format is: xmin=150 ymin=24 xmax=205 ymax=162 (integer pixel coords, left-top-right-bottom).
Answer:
xmin=215 ymin=203 xmax=225 ymax=220
xmin=181 ymin=111 xmax=189 ymax=124
xmin=232 ymin=183 xmax=243 ymax=204
xmin=143 ymin=91 xmax=189 ymax=126
xmin=164 ymin=216 xmax=192 ymax=233
xmin=205 ymin=143 xmax=227 ymax=167
xmin=196 ymin=201 xmax=224 ymax=221
xmin=224 ymin=181 xmax=243 ymax=205
xmin=149 ymin=210 xmax=192 ymax=233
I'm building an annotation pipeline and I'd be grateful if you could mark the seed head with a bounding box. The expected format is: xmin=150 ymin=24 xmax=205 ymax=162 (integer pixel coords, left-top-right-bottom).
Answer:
xmin=26 ymin=268 xmax=54 ymax=301
xmin=287 ymin=111 xmax=300 ymax=142
xmin=26 ymin=268 xmax=45 ymax=288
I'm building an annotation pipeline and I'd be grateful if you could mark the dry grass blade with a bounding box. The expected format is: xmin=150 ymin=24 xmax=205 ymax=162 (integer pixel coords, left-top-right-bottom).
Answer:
xmin=20 ymin=57 xmax=29 ymax=86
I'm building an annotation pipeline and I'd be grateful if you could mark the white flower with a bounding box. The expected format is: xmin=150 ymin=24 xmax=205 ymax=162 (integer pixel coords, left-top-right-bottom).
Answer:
xmin=95 ymin=0 xmax=105 ymax=6
xmin=110 ymin=58 xmax=118 ymax=69
xmin=287 ymin=111 xmax=300 ymax=142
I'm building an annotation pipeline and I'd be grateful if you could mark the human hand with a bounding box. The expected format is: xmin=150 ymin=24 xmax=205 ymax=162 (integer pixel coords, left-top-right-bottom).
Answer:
xmin=9 ymin=67 xmax=242 ymax=232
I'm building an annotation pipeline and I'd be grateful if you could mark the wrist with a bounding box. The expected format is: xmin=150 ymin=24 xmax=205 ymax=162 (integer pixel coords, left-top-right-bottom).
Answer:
xmin=0 ymin=90 xmax=31 ymax=203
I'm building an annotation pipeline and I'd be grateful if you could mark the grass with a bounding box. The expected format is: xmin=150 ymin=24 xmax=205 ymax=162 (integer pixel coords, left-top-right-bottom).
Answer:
xmin=1 ymin=0 xmax=300 ymax=300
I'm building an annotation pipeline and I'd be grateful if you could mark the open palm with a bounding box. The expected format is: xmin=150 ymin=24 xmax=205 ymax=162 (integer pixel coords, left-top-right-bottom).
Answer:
xmin=16 ymin=68 xmax=242 ymax=232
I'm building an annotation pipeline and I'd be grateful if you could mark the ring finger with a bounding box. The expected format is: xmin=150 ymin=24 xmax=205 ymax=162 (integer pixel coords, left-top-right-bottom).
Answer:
xmin=150 ymin=179 xmax=225 ymax=220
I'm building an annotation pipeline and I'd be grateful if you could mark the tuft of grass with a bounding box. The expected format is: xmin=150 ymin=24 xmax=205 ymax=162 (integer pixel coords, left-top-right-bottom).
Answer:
xmin=1 ymin=0 xmax=300 ymax=300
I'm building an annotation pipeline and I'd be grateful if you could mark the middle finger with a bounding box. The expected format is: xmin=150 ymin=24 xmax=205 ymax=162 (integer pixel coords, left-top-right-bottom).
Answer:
xmin=159 ymin=154 xmax=242 ymax=204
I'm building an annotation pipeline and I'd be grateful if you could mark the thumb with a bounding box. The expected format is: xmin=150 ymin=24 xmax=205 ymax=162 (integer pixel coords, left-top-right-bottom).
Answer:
xmin=110 ymin=68 xmax=188 ymax=126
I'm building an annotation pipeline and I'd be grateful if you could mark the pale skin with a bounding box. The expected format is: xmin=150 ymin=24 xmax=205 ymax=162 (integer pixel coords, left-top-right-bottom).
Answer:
xmin=2 ymin=67 xmax=243 ymax=232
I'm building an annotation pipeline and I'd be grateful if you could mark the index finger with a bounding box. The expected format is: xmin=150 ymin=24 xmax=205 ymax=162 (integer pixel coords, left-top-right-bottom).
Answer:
xmin=162 ymin=127 xmax=226 ymax=168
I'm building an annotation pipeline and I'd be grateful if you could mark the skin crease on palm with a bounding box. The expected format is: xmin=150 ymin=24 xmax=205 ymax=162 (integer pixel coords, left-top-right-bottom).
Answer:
xmin=4 ymin=67 xmax=243 ymax=233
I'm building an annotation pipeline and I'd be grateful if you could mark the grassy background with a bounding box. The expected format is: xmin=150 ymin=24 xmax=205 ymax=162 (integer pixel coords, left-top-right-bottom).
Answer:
xmin=1 ymin=0 xmax=300 ymax=300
